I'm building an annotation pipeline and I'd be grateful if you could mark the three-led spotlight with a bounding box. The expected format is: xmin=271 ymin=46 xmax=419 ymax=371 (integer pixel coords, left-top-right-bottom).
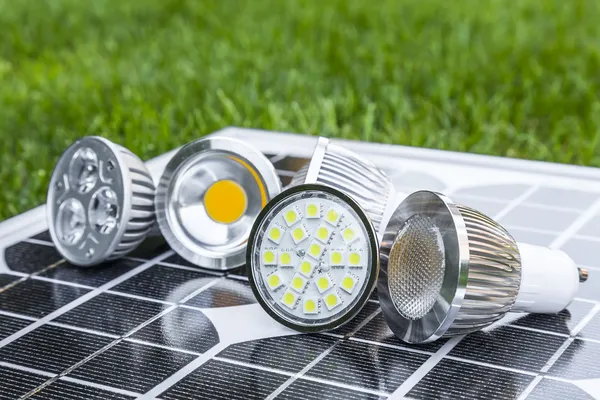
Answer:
xmin=155 ymin=137 xmax=281 ymax=270
xmin=378 ymin=190 xmax=589 ymax=344
xmin=247 ymin=184 xmax=379 ymax=332
xmin=47 ymin=137 xmax=156 ymax=266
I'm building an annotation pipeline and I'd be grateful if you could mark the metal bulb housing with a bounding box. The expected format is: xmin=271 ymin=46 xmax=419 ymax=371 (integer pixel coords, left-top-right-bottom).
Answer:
xmin=47 ymin=136 xmax=156 ymax=266
xmin=290 ymin=137 xmax=394 ymax=233
xmin=155 ymin=136 xmax=281 ymax=270
xmin=247 ymin=184 xmax=379 ymax=333
xmin=379 ymin=190 xmax=587 ymax=344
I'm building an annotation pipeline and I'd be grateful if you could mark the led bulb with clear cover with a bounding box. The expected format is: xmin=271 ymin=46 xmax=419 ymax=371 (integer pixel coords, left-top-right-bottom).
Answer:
xmin=155 ymin=136 xmax=282 ymax=270
xmin=247 ymin=184 xmax=379 ymax=332
xmin=378 ymin=190 xmax=589 ymax=344
xmin=47 ymin=137 xmax=156 ymax=266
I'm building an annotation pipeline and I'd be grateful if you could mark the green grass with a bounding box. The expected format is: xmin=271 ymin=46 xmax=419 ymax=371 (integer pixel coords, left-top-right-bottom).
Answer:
xmin=1 ymin=0 xmax=600 ymax=220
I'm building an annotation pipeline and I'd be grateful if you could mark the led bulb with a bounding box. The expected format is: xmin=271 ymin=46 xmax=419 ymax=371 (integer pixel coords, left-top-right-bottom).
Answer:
xmin=47 ymin=137 xmax=156 ymax=266
xmin=247 ymin=184 xmax=379 ymax=332
xmin=378 ymin=190 xmax=588 ymax=344
xmin=289 ymin=137 xmax=394 ymax=233
xmin=155 ymin=136 xmax=281 ymax=270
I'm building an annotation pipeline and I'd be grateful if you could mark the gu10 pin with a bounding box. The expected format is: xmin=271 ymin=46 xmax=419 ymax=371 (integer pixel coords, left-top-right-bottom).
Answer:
xmin=47 ymin=137 xmax=156 ymax=266
xmin=378 ymin=190 xmax=589 ymax=344
xmin=289 ymin=137 xmax=394 ymax=233
xmin=247 ymin=184 xmax=379 ymax=332
xmin=155 ymin=137 xmax=281 ymax=270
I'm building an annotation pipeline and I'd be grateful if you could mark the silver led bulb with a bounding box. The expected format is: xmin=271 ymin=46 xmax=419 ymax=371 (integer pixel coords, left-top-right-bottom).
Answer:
xmin=290 ymin=137 xmax=394 ymax=233
xmin=247 ymin=183 xmax=379 ymax=332
xmin=379 ymin=190 xmax=588 ymax=344
xmin=155 ymin=136 xmax=281 ymax=270
xmin=47 ymin=136 xmax=156 ymax=266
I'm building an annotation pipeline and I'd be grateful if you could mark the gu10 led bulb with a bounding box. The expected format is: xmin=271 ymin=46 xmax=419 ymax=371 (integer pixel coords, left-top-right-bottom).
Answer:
xmin=247 ymin=184 xmax=379 ymax=332
xmin=289 ymin=137 xmax=394 ymax=234
xmin=47 ymin=137 xmax=156 ymax=266
xmin=378 ymin=190 xmax=589 ymax=344
xmin=155 ymin=137 xmax=281 ymax=270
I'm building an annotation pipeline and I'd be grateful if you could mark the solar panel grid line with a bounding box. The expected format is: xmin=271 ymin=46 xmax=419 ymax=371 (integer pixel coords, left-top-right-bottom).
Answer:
xmin=502 ymin=225 xmax=562 ymax=236
xmin=514 ymin=303 xmax=600 ymax=400
xmin=578 ymin=337 xmax=600 ymax=346
xmin=0 ymin=276 xmax=27 ymax=292
xmin=388 ymin=336 xmax=465 ymax=399
xmin=276 ymin=170 xmax=296 ymax=177
xmin=550 ymin=197 xmax=600 ymax=249
xmin=156 ymin=260 xmax=228 ymax=277
xmin=540 ymin=339 xmax=575 ymax=375
xmin=20 ymin=304 xmax=179 ymax=398
xmin=516 ymin=375 xmax=546 ymax=400
xmin=45 ymin=322 xmax=121 ymax=339
xmin=571 ymin=304 xmax=600 ymax=336
xmin=0 ymin=249 xmax=174 ymax=349
xmin=443 ymin=355 xmax=538 ymax=376
xmin=347 ymin=337 xmax=436 ymax=357
xmin=491 ymin=184 xmax=541 ymax=221
xmin=269 ymin=153 xmax=288 ymax=165
xmin=571 ymin=234 xmax=600 ymax=243
xmin=177 ymin=276 xmax=226 ymax=304
xmin=574 ymin=297 xmax=600 ymax=304
xmin=58 ymin=375 xmax=143 ymax=398
xmin=264 ymin=342 xmax=342 ymax=400
xmin=506 ymin=324 xmax=570 ymax=339
xmin=318 ymin=332 xmax=345 ymax=339
xmin=24 ymin=238 xmax=54 ymax=247
xmin=138 ymin=341 xmax=229 ymax=399
xmin=124 ymin=338 xmax=203 ymax=357
xmin=103 ymin=289 xmax=177 ymax=305
xmin=298 ymin=374 xmax=392 ymax=398
xmin=30 ymin=275 xmax=95 ymax=290
xmin=213 ymin=356 xmax=296 ymax=378
xmin=0 ymin=361 xmax=57 ymax=379
xmin=0 ymin=309 xmax=38 ymax=322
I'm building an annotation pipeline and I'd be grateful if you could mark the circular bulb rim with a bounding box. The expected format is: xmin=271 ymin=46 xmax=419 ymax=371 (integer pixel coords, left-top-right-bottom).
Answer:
xmin=155 ymin=136 xmax=282 ymax=270
xmin=378 ymin=190 xmax=470 ymax=344
xmin=246 ymin=183 xmax=379 ymax=333
xmin=46 ymin=136 xmax=134 ymax=267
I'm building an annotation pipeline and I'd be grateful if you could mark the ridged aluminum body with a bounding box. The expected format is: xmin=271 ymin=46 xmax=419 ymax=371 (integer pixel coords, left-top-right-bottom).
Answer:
xmin=444 ymin=204 xmax=522 ymax=336
xmin=290 ymin=138 xmax=393 ymax=232
xmin=108 ymin=144 xmax=156 ymax=259
xmin=378 ymin=190 xmax=523 ymax=344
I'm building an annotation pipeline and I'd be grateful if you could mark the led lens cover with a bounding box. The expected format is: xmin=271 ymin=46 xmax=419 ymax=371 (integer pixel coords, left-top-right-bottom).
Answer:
xmin=247 ymin=184 xmax=379 ymax=332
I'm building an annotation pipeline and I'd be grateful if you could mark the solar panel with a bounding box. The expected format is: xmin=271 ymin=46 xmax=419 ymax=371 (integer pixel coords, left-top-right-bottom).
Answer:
xmin=0 ymin=127 xmax=599 ymax=399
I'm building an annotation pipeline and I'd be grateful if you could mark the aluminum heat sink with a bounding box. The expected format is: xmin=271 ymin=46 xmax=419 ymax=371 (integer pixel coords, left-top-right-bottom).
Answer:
xmin=378 ymin=190 xmax=588 ymax=344
xmin=289 ymin=137 xmax=394 ymax=233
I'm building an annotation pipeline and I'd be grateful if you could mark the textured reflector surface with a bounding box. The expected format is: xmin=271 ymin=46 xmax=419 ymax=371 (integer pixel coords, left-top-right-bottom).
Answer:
xmin=388 ymin=214 xmax=445 ymax=320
